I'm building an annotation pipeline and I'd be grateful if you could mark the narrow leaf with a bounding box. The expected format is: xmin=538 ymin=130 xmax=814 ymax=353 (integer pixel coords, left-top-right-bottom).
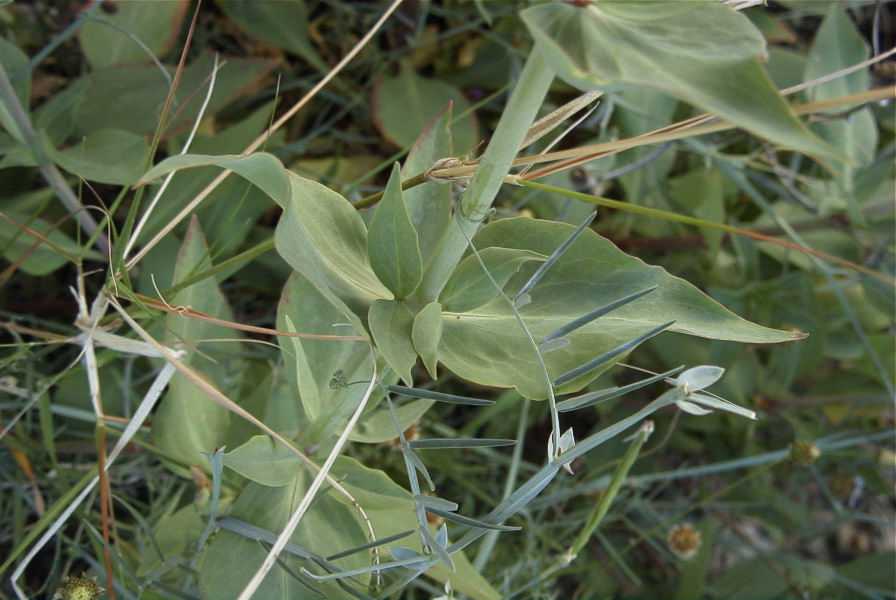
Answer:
xmin=427 ymin=507 xmax=522 ymax=532
xmin=557 ymin=366 xmax=684 ymax=412
xmin=409 ymin=438 xmax=516 ymax=450
xmin=554 ymin=321 xmax=675 ymax=387
xmin=388 ymin=385 xmax=494 ymax=406
xmin=543 ymin=286 xmax=657 ymax=343
xmin=325 ymin=530 xmax=415 ymax=561
xmin=415 ymin=495 xmax=459 ymax=513
xmin=515 ymin=211 xmax=596 ymax=301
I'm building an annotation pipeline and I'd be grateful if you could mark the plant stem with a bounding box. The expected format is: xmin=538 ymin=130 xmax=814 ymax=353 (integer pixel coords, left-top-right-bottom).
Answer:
xmin=564 ymin=421 xmax=652 ymax=564
xmin=416 ymin=50 xmax=554 ymax=301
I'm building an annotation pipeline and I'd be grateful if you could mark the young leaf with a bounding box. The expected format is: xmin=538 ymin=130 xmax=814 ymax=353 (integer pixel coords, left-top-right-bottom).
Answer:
xmin=514 ymin=211 xmax=595 ymax=302
xmin=440 ymin=247 xmax=546 ymax=313
xmin=369 ymin=300 xmax=417 ymax=386
xmin=675 ymin=365 xmax=725 ymax=393
xmin=542 ymin=286 xmax=657 ymax=344
xmin=412 ymin=301 xmax=443 ymax=379
xmin=520 ymin=2 xmax=841 ymax=161
xmin=368 ymin=163 xmax=424 ymax=299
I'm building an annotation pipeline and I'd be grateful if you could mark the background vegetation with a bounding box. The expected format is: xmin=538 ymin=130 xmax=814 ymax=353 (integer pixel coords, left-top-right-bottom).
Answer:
xmin=0 ymin=1 xmax=893 ymax=599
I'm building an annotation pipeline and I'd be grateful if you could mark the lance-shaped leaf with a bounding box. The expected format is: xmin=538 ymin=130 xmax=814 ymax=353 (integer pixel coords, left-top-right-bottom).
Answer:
xmin=409 ymin=438 xmax=516 ymax=450
xmin=369 ymin=300 xmax=417 ymax=386
xmin=521 ymin=2 xmax=840 ymax=161
xmin=412 ymin=301 xmax=442 ymax=379
xmin=558 ymin=366 xmax=684 ymax=412
xmin=388 ymin=385 xmax=494 ymax=406
xmin=554 ymin=321 xmax=675 ymax=387
xmin=325 ymin=530 xmax=415 ymax=561
xmin=438 ymin=217 xmax=805 ymax=399
xmin=440 ymin=247 xmax=546 ymax=313
xmin=542 ymin=286 xmax=657 ymax=344
xmin=425 ymin=506 xmax=522 ymax=532
xmin=514 ymin=212 xmax=595 ymax=303
xmin=368 ymin=163 xmax=424 ymax=299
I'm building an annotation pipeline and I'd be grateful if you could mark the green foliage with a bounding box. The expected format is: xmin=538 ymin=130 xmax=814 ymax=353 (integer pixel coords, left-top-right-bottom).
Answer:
xmin=2 ymin=3 xmax=893 ymax=600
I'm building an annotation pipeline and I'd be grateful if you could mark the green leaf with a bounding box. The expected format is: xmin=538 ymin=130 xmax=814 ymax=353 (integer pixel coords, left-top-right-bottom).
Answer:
xmin=223 ymin=435 xmax=300 ymax=487
xmin=368 ymin=300 xmax=417 ymax=386
xmin=669 ymin=168 xmax=726 ymax=255
xmin=276 ymin=171 xmax=391 ymax=313
xmin=216 ymin=0 xmax=324 ymax=71
xmin=403 ymin=104 xmax=454 ymax=266
xmin=0 ymin=213 xmax=100 ymax=276
xmin=46 ymin=129 xmax=148 ymax=185
xmin=521 ymin=1 xmax=839 ymax=160
xmin=72 ymin=52 xmax=275 ymax=137
xmin=276 ymin=272 xmax=374 ymax=449
xmin=78 ymin=0 xmax=188 ymax=69
xmin=349 ymin=395 xmax=434 ymax=444
xmin=805 ymin=4 xmax=876 ymax=224
xmin=439 ymin=247 xmax=545 ymax=313
xmin=412 ymin=301 xmax=442 ymax=379
xmin=367 ymin=163 xmax=423 ymax=299
xmin=151 ymin=217 xmax=240 ymax=471
xmin=331 ymin=457 xmax=501 ymax=600
xmin=138 ymin=152 xmax=290 ymax=208
xmin=200 ymin=470 xmax=369 ymax=600
xmin=439 ymin=217 xmax=805 ymax=399
xmin=0 ymin=37 xmax=30 ymax=142
xmin=373 ymin=63 xmax=480 ymax=153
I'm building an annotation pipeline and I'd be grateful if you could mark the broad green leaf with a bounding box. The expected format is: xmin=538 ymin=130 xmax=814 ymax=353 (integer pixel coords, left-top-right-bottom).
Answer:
xmin=521 ymin=2 xmax=839 ymax=160
xmin=0 ymin=213 xmax=101 ymax=276
xmin=139 ymin=103 xmax=285 ymax=255
xmin=152 ymin=217 xmax=240 ymax=471
xmin=200 ymin=470 xmax=368 ymax=600
xmin=368 ymin=299 xmax=417 ymax=386
xmin=439 ymin=218 xmax=804 ymax=399
xmin=78 ymin=0 xmax=188 ymax=69
xmin=0 ymin=37 xmax=30 ymax=142
xmin=137 ymin=502 xmax=206 ymax=578
xmin=73 ymin=53 xmax=275 ymax=137
xmin=138 ymin=152 xmax=290 ymax=208
xmin=805 ymin=4 xmax=869 ymax=103
xmin=46 ymin=129 xmax=148 ymax=185
xmin=331 ymin=457 xmax=501 ymax=600
xmin=275 ymin=272 xmax=374 ymax=450
xmin=223 ymin=435 xmax=300 ymax=487
xmin=402 ymin=104 xmax=454 ymax=265
xmin=805 ymin=4 xmax=876 ymax=223
xmin=368 ymin=163 xmax=423 ymax=299
xmin=439 ymin=247 xmax=545 ymax=313
xmin=276 ymin=171 xmax=391 ymax=313
xmin=412 ymin=301 xmax=442 ymax=379
xmin=216 ymin=0 xmax=324 ymax=71
xmin=373 ymin=63 xmax=479 ymax=153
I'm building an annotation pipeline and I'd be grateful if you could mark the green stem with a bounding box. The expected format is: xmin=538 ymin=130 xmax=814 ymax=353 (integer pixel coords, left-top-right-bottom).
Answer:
xmin=518 ymin=179 xmax=894 ymax=286
xmin=564 ymin=421 xmax=652 ymax=563
xmin=416 ymin=50 xmax=554 ymax=302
